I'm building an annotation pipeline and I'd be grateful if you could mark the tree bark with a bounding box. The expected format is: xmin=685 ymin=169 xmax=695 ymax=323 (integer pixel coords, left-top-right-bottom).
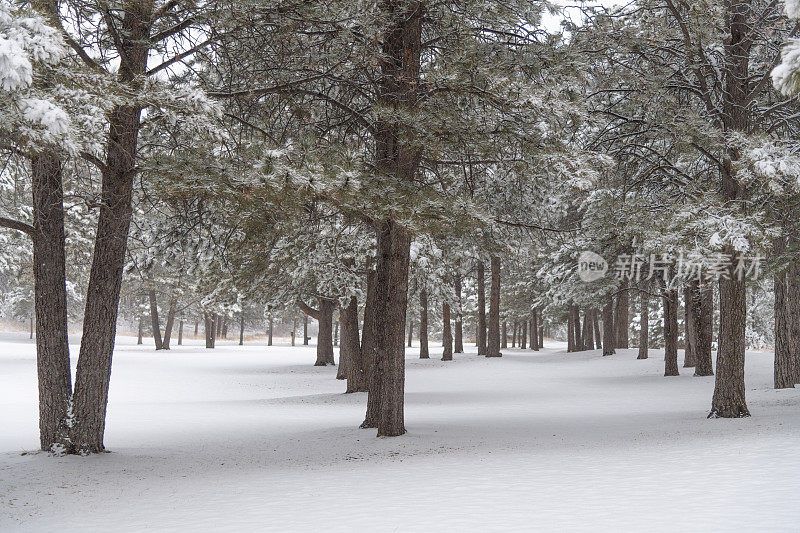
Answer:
xmin=442 ymin=302 xmax=453 ymax=361
xmin=710 ymin=263 xmax=749 ymax=417
xmin=454 ymin=274 xmax=464 ymax=353
xmin=512 ymin=321 xmax=517 ymax=348
xmin=486 ymin=255 xmax=502 ymax=357
xmin=521 ymin=320 xmax=527 ymax=349
xmin=664 ymin=288 xmax=679 ymax=376
xmin=615 ymin=280 xmax=629 ymax=348
xmin=567 ymin=314 xmax=574 ymax=352
xmin=30 ymin=152 xmax=72 ymax=453
xmin=695 ymin=282 xmax=714 ymax=376
xmin=161 ymin=297 xmax=177 ymax=350
xmin=342 ymin=297 xmax=365 ymax=392
xmin=419 ymin=289 xmax=429 ymax=359
xmin=583 ymin=311 xmax=593 ymax=351
xmin=137 ymin=315 xmax=144 ymax=345
xmin=638 ymin=291 xmax=649 ymax=360
xmin=303 ymin=315 xmax=309 ymax=345
xmin=592 ymin=309 xmax=602 ymax=350
xmin=785 ymin=234 xmax=800 ymax=385
xmin=538 ymin=308 xmax=544 ymax=348
xmin=477 ymin=260 xmax=487 ymax=354
xmin=336 ymin=311 xmax=347 ymax=380
xmin=148 ymin=289 xmax=163 ymax=350
xmin=312 ymin=298 xmax=336 ymax=366
xmin=177 ymin=319 xmax=183 ymax=345
xmin=684 ymin=285 xmax=697 ymax=367
xmin=571 ymin=305 xmax=582 ymax=351
xmin=407 ymin=319 xmax=413 ymax=347
xmin=502 ymin=321 xmax=508 ymax=349
xmin=361 ymin=261 xmax=379 ymax=424
xmin=775 ymin=252 xmax=795 ymax=388
xmin=204 ymin=313 xmax=215 ymax=348
xmin=238 ymin=312 xmax=245 ymax=346
xmin=268 ymin=315 xmax=273 ymax=346
xmin=602 ymin=298 xmax=615 ymax=356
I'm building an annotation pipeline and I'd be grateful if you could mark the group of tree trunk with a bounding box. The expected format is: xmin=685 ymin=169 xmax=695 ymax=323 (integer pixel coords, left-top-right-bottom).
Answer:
xmin=503 ymin=310 xmax=544 ymax=351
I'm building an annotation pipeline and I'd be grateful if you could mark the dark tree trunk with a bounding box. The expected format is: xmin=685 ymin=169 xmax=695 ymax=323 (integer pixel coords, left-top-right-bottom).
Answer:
xmin=238 ymin=312 xmax=245 ymax=346
xmin=512 ymin=321 xmax=517 ymax=348
xmin=538 ymin=308 xmax=544 ymax=348
xmin=592 ymin=309 xmax=602 ymax=350
xmin=303 ymin=315 xmax=309 ymax=345
xmin=442 ymin=302 xmax=453 ymax=361
xmin=407 ymin=320 xmax=413 ymax=347
xmin=268 ymin=316 xmax=273 ymax=346
xmin=148 ymin=290 xmax=163 ymax=350
xmin=602 ymin=299 xmax=615 ymax=356
xmin=419 ymin=289 xmax=429 ymax=359
xmin=477 ymin=260 xmax=487 ymax=354
xmin=161 ymin=297 xmax=177 ymax=350
xmin=291 ymin=315 xmax=297 ymax=346
xmin=177 ymin=319 xmax=183 ymax=345
xmin=336 ymin=311 xmax=347 ymax=380
xmin=695 ymin=282 xmax=714 ymax=376
xmin=531 ymin=314 xmax=539 ymax=351
xmin=684 ymin=284 xmax=697 ymax=367
xmin=571 ymin=305 xmax=582 ymax=351
xmin=361 ymin=263 xmax=379 ymax=416
xmin=29 ymin=152 xmax=72 ymax=453
xmin=343 ymin=297 xmax=365 ymax=392
xmin=204 ymin=313 xmax=216 ymax=349
xmin=454 ymin=274 xmax=463 ymax=353
xmin=486 ymin=255 xmax=502 ymax=357
xmin=137 ymin=315 xmax=144 ymax=345
xmin=638 ymin=290 xmax=649 ymax=360
xmin=215 ymin=314 xmax=223 ymax=338
xmin=786 ymin=242 xmax=800 ymax=385
xmin=194 ymin=321 xmax=198 ymax=335
xmin=334 ymin=319 xmax=339 ymax=347
xmin=521 ymin=320 xmax=527 ymax=349
xmin=502 ymin=321 xmax=508 ymax=349
xmin=774 ymin=251 xmax=795 ymax=388
xmin=664 ymin=288 xmax=679 ymax=376
xmin=615 ymin=280 xmax=629 ymax=348
xmin=567 ymin=314 xmax=574 ymax=352
xmin=583 ymin=311 xmax=593 ymax=351
xmin=222 ymin=317 xmax=228 ymax=339
xmin=313 ymin=298 xmax=336 ymax=366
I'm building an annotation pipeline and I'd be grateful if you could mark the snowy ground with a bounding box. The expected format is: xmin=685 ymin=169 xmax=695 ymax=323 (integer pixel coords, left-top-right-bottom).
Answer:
xmin=1 ymin=332 xmax=799 ymax=532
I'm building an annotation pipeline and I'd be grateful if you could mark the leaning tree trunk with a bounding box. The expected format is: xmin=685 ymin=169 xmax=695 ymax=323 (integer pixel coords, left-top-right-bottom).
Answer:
xmin=342 ymin=297 xmax=365 ymax=392
xmin=486 ymin=255 xmax=502 ymax=357
xmin=454 ymin=274 xmax=464 ymax=353
xmin=148 ymin=289 xmax=163 ymax=350
xmin=161 ymin=297 xmax=177 ymax=350
xmin=602 ymin=298 xmax=615 ymax=356
xmin=683 ymin=285 xmax=697 ymax=367
xmin=419 ymin=289 xmax=429 ymax=359
xmin=71 ymin=5 xmax=152 ymax=451
xmin=695 ymin=282 xmax=714 ymax=376
xmin=615 ymin=280 xmax=629 ymax=349
xmin=638 ymin=290 xmax=649 ymax=360
xmin=664 ymin=288 xmax=679 ymax=376
xmin=442 ymin=302 xmax=453 ymax=361
xmin=30 ymin=152 xmax=73 ymax=453
xmin=477 ymin=260 xmax=487 ymax=354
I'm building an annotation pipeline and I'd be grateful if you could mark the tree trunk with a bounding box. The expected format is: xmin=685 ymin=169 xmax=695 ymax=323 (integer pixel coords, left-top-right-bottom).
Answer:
xmin=303 ymin=315 xmax=309 ymax=345
xmin=664 ymin=288 xmax=679 ymax=376
xmin=204 ymin=313 xmax=215 ymax=349
xmin=161 ymin=297 xmax=177 ymax=350
xmin=334 ymin=318 xmax=339 ymax=347
xmin=486 ymin=255 xmax=502 ymax=357
xmin=785 ymin=238 xmax=800 ymax=385
xmin=291 ymin=315 xmax=296 ymax=346
xmin=268 ymin=315 xmax=273 ymax=346
xmin=419 ymin=289 xmax=429 ymax=359
xmin=177 ymin=319 xmax=183 ymax=345
xmin=194 ymin=321 xmax=198 ymax=335
xmin=343 ymin=297 xmax=365 ymax=392
xmin=30 ymin=151 xmax=72 ymax=453
xmin=477 ymin=260 xmax=487 ymax=354
xmin=222 ymin=317 xmax=228 ymax=339
xmin=521 ymin=320 xmax=527 ymax=349
xmin=336 ymin=311 xmax=347 ymax=380
xmin=512 ymin=321 xmax=517 ymax=348
xmin=502 ymin=321 xmax=508 ymax=349
xmin=583 ymin=311 xmax=593 ymax=351
xmin=238 ymin=312 xmax=245 ymax=346
xmin=407 ymin=320 xmax=413 ymax=347
xmin=215 ymin=314 xmax=223 ymax=338
xmin=442 ymin=302 xmax=453 ymax=361
xmin=684 ymin=284 xmax=697 ymax=367
xmin=567 ymin=314 xmax=574 ymax=352
xmin=137 ymin=315 xmax=144 ymax=345
xmin=638 ymin=290 xmax=649 ymax=360
xmin=710 ymin=259 xmax=749 ymax=417
xmin=774 ymin=254 xmax=795 ymax=388
xmin=315 ymin=298 xmax=336 ymax=366
xmin=695 ymin=282 xmax=714 ymax=377
xmin=148 ymin=289 xmax=163 ymax=350
xmin=615 ymin=280 xmax=629 ymax=348
xmin=571 ymin=305 xmax=582 ymax=351
xmin=454 ymin=274 xmax=464 ymax=353
xmin=538 ymin=308 xmax=544 ymax=348
xmin=602 ymin=298 xmax=615 ymax=356
xmin=592 ymin=309 xmax=602 ymax=350
xmin=531 ymin=313 xmax=539 ymax=351
xmin=361 ymin=262 xmax=380 ymax=424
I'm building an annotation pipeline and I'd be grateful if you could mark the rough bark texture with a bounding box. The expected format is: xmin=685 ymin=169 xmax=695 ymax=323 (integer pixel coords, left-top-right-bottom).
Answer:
xmin=419 ymin=290 xmax=429 ymax=359
xmin=361 ymin=263 xmax=379 ymax=422
xmin=70 ymin=1 xmax=153 ymax=453
xmin=31 ymin=152 xmax=73 ymax=453
xmin=614 ymin=280 xmax=629 ymax=348
xmin=694 ymin=283 xmax=714 ymax=377
xmin=477 ymin=260 xmax=487 ymax=354
xmin=442 ymin=302 xmax=453 ymax=361
xmin=774 ymin=240 xmax=796 ymax=388
xmin=710 ymin=266 xmax=749 ymax=417
xmin=683 ymin=285 xmax=696 ymax=367
xmin=567 ymin=314 xmax=574 ymax=353
xmin=161 ymin=297 xmax=177 ymax=350
xmin=486 ymin=255 xmax=502 ymax=357
xmin=638 ymin=291 xmax=649 ymax=360
xmin=303 ymin=315 xmax=309 ymax=345
xmin=454 ymin=274 xmax=464 ymax=353
xmin=342 ymin=297 xmax=365 ymax=393
xmin=148 ymin=290 xmax=163 ymax=350
xmin=204 ymin=313 xmax=215 ymax=348
xmin=785 ymin=236 xmax=800 ymax=385
xmin=531 ymin=310 xmax=539 ymax=351
xmin=664 ymin=288 xmax=679 ymax=377
xmin=602 ymin=299 xmax=615 ymax=356
xmin=314 ymin=298 xmax=336 ymax=366
xmin=582 ymin=312 xmax=593 ymax=351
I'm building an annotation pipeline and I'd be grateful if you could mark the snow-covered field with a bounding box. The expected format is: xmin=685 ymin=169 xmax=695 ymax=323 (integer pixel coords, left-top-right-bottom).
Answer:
xmin=1 ymin=333 xmax=799 ymax=532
